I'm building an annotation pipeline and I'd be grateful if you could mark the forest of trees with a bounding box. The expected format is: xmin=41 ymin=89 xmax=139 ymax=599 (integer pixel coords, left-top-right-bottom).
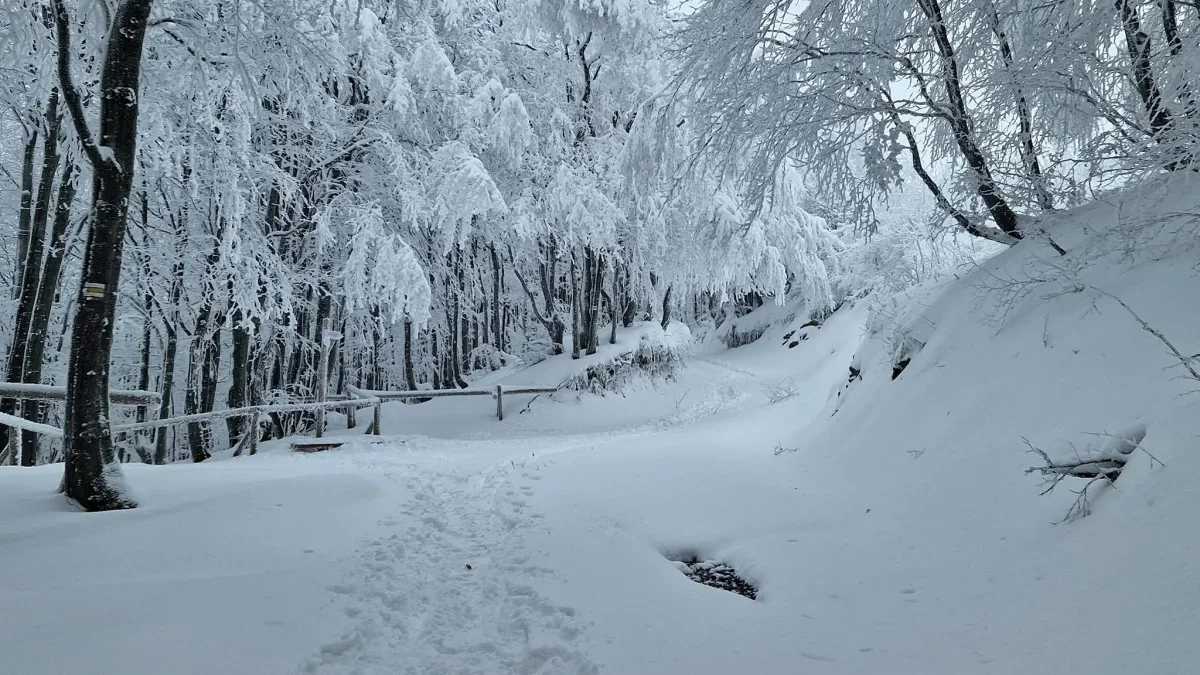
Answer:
xmin=0 ymin=0 xmax=1196 ymax=509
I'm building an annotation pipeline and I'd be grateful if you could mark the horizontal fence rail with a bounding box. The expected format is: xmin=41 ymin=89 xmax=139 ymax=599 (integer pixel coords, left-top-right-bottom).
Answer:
xmin=0 ymin=410 xmax=65 ymax=438
xmin=346 ymin=384 xmax=560 ymax=421
xmin=1 ymin=380 xmax=560 ymax=463
xmin=108 ymin=398 xmax=380 ymax=435
xmin=0 ymin=383 xmax=160 ymax=405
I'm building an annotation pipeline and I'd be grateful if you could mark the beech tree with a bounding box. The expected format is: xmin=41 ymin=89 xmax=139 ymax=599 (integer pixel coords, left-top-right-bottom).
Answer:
xmin=52 ymin=0 xmax=153 ymax=510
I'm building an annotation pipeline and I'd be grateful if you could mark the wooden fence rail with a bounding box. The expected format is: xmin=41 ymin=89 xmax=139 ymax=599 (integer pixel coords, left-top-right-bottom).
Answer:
xmin=0 ymin=383 xmax=160 ymax=405
xmin=346 ymin=384 xmax=560 ymax=421
xmin=1 ymin=379 xmax=559 ymax=463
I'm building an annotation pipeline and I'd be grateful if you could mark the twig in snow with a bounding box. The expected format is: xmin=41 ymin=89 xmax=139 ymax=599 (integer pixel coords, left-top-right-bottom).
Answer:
xmin=674 ymin=389 xmax=691 ymax=409
xmin=1083 ymin=285 xmax=1200 ymax=382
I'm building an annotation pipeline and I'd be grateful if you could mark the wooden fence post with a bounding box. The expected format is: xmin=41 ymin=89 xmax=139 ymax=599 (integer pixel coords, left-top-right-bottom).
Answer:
xmin=346 ymin=403 xmax=356 ymax=429
xmin=372 ymin=402 xmax=382 ymax=435
xmin=12 ymin=424 xmax=21 ymax=466
xmin=495 ymin=384 xmax=504 ymax=421
xmin=249 ymin=411 xmax=259 ymax=455
xmin=315 ymin=318 xmax=333 ymax=439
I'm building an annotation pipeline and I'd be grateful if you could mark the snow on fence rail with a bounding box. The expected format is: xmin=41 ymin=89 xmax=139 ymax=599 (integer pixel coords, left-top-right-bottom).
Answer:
xmin=346 ymin=384 xmax=560 ymax=421
xmin=0 ymin=382 xmax=160 ymax=405
xmin=1 ymin=380 xmax=559 ymax=462
xmin=0 ymin=383 xmax=163 ymax=464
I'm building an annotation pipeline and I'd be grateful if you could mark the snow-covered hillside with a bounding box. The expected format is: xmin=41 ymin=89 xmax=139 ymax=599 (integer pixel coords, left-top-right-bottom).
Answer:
xmin=2 ymin=178 xmax=1199 ymax=674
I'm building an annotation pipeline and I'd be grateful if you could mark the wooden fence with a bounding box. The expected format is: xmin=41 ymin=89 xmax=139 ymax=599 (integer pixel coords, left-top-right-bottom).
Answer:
xmin=0 ymin=381 xmax=559 ymax=462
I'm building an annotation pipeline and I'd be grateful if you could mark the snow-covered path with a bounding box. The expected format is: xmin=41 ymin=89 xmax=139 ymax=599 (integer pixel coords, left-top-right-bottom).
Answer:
xmin=300 ymin=445 xmax=600 ymax=675
xmin=299 ymin=355 xmax=771 ymax=675
xmin=4 ymin=283 xmax=1199 ymax=675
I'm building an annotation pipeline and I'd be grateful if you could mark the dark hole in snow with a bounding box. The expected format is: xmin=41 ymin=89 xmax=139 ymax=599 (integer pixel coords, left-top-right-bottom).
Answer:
xmin=667 ymin=555 xmax=758 ymax=600
xmin=891 ymin=358 xmax=910 ymax=380
xmin=292 ymin=441 xmax=344 ymax=453
xmin=789 ymin=341 xmax=800 ymax=348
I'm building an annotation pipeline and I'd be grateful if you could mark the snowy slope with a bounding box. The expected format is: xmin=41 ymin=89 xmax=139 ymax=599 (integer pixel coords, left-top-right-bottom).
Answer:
xmin=2 ymin=178 xmax=1199 ymax=674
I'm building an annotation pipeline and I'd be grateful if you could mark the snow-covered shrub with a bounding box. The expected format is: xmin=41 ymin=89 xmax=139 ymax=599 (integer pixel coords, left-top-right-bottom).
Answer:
xmin=467 ymin=344 xmax=511 ymax=374
xmin=724 ymin=323 xmax=770 ymax=349
xmin=563 ymin=324 xmax=691 ymax=393
xmin=714 ymin=297 xmax=798 ymax=349
xmin=764 ymin=378 xmax=801 ymax=403
xmin=863 ymin=284 xmax=941 ymax=381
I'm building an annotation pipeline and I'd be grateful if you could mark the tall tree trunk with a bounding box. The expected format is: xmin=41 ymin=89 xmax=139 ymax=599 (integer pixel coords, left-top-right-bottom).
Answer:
xmin=1158 ymin=0 xmax=1196 ymax=122
xmin=490 ymin=244 xmax=503 ymax=353
xmin=184 ymin=312 xmax=214 ymax=463
xmin=11 ymin=128 xmax=38 ymax=304
xmin=19 ymin=162 xmax=77 ymax=465
xmin=986 ymin=1 xmax=1053 ymax=211
xmin=539 ymin=239 xmax=564 ymax=354
xmin=226 ymin=308 xmax=251 ymax=445
xmin=5 ymin=89 xmax=61 ymax=465
xmin=661 ymin=285 xmax=673 ymax=331
xmin=154 ymin=314 xmax=180 ymax=465
xmin=54 ymin=0 xmax=154 ymax=511
xmin=403 ymin=319 xmax=418 ymax=390
xmin=609 ymin=265 xmax=619 ymax=345
xmin=570 ymin=253 xmax=581 ymax=360
xmin=915 ymin=0 xmax=1022 ymax=235
xmin=1117 ymin=0 xmax=1178 ymax=157
xmin=185 ymin=236 xmax=223 ymax=463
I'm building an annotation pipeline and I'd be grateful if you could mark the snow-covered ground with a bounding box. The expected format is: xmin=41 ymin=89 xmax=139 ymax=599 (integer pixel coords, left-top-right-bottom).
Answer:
xmin=3 ymin=178 xmax=1200 ymax=674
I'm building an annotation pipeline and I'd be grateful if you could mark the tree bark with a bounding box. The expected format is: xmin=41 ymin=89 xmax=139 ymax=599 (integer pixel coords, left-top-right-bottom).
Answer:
xmin=403 ymin=319 xmax=418 ymax=390
xmin=490 ymin=244 xmax=503 ymax=353
xmin=915 ymin=0 xmax=1022 ymax=235
xmin=1117 ymin=0 xmax=1181 ymax=166
xmin=661 ymin=285 xmax=673 ymax=331
xmin=226 ymin=308 xmax=251 ymax=445
xmin=18 ymin=162 xmax=77 ymax=465
xmin=609 ymin=264 xmax=619 ymax=344
xmin=5 ymin=89 xmax=61 ymax=465
xmin=570 ymin=253 xmax=581 ymax=360
xmin=11 ymin=129 xmax=38 ymax=305
xmin=54 ymin=0 xmax=154 ymax=511
xmin=986 ymin=2 xmax=1053 ymax=211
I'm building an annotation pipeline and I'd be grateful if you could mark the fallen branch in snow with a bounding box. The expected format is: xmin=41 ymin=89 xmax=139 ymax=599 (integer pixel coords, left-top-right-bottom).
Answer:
xmin=674 ymin=389 xmax=690 ymax=409
xmin=1023 ymin=426 xmax=1159 ymax=521
xmin=773 ymin=443 xmax=798 ymax=456
xmin=1082 ymin=285 xmax=1200 ymax=382
xmin=764 ymin=378 xmax=801 ymax=403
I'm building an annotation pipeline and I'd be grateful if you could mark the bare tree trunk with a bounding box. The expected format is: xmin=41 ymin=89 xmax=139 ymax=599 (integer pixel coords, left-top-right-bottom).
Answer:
xmin=1158 ymin=0 xmax=1196 ymax=121
xmin=53 ymin=0 xmax=154 ymax=511
xmin=661 ymin=284 xmax=673 ymax=331
xmin=609 ymin=265 xmax=619 ymax=344
xmin=490 ymin=244 xmax=503 ymax=353
xmin=403 ymin=319 xmax=418 ymax=390
xmin=538 ymin=239 xmax=564 ymax=353
xmin=570 ymin=252 xmax=581 ymax=360
xmin=5 ymin=89 xmax=61 ymax=465
xmin=154 ymin=171 xmax=187 ymax=464
xmin=1117 ymin=0 xmax=1181 ymax=165
xmin=915 ymin=0 xmax=1022 ymax=235
xmin=154 ymin=312 xmax=180 ymax=465
xmin=986 ymin=1 xmax=1053 ymax=211
xmin=622 ymin=267 xmax=637 ymax=327
xmin=11 ymin=128 xmax=38 ymax=303
xmin=226 ymin=308 xmax=251 ymax=445
xmin=19 ymin=162 xmax=77 ymax=464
